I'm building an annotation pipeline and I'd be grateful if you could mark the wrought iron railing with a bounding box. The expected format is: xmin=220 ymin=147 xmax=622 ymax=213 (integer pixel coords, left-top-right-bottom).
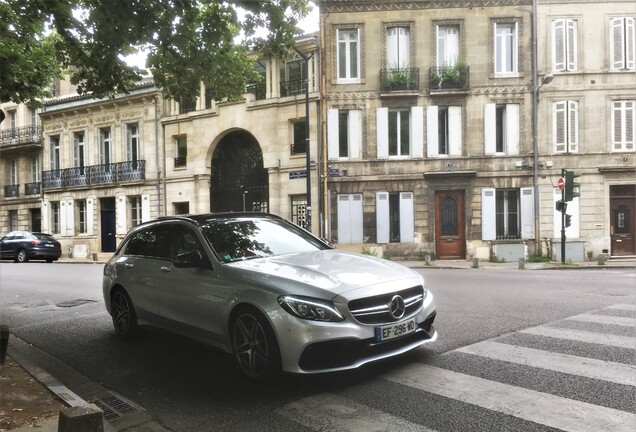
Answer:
xmin=3 ymin=184 xmax=19 ymax=197
xmin=42 ymin=160 xmax=145 ymax=189
xmin=429 ymin=65 xmax=469 ymax=90
xmin=281 ymin=79 xmax=305 ymax=97
xmin=380 ymin=67 xmax=420 ymax=91
xmin=0 ymin=126 xmax=43 ymax=148
xmin=246 ymin=82 xmax=266 ymax=100
xmin=179 ymin=99 xmax=197 ymax=114
xmin=290 ymin=142 xmax=307 ymax=154
xmin=25 ymin=182 xmax=41 ymax=195
xmin=174 ymin=157 xmax=187 ymax=167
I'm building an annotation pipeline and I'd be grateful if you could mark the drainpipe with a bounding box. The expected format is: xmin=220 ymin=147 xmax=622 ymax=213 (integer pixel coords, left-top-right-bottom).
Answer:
xmin=531 ymin=0 xmax=541 ymax=255
xmin=154 ymin=95 xmax=162 ymax=217
xmin=320 ymin=11 xmax=329 ymax=240
xmin=295 ymin=46 xmax=313 ymax=233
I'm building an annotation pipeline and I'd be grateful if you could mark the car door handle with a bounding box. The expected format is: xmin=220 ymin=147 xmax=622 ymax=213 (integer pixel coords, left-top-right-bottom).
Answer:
xmin=160 ymin=266 xmax=172 ymax=273
xmin=124 ymin=263 xmax=134 ymax=268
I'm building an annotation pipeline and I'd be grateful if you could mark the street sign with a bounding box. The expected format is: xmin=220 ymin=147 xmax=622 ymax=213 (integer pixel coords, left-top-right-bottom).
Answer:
xmin=558 ymin=177 xmax=565 ymax=190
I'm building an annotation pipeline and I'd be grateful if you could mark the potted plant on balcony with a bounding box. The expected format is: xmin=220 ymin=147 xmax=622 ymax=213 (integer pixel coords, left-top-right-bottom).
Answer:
xmin=431 ymin=59 xmax=465 ymax=89
xmin=385 ymin=67 xmax=409 ymax=90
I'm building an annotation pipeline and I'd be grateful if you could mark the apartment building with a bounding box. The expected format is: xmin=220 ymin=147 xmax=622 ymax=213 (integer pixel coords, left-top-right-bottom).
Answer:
xmin=315 ymin=0 xmax=635 ymax=260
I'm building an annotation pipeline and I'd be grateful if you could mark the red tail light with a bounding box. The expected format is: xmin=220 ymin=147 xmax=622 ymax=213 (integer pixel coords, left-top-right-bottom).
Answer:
xmin=30 ymin=240 xmax=41 ymax=245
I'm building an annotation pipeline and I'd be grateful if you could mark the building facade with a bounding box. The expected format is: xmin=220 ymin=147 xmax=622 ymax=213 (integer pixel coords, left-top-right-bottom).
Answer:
xmin=316 ymin=0 xmax=635 ymax=260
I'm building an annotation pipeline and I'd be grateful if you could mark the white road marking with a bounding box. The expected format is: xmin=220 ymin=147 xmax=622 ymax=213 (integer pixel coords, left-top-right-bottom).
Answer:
xmin=519 ymin=326 xmax=636 ymax=349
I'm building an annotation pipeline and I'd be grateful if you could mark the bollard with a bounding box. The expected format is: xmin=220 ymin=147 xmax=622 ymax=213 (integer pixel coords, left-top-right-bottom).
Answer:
xmin=597 ymin=255 xmax=606 ymax=266
xmin=58 ymin=404 xmax=104 ymax=432
xmin=0 ymin=325 xmax=9 ymax=364
xmin=425 ymin=254 xmax=431 ymax=264
xmin=92 ymin=253 xmax=98 ymax=262
xmin=518 ymin=258 xmax=525 ymax=270
xmin=472 ymin=257 xmax=479 ymax=268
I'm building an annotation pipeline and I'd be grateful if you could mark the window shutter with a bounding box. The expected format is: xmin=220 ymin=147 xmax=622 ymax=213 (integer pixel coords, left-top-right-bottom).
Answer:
xmin=612 ymin=101 xmax=623 ymax=151
xmin=554 ymin=101 xmax=566 ymax=152
xmin=399 ymin=192 xmax=414 ymax=243
xmin=627 ymin=17 xmax=635 ymax=70
xmin=116 ymin=195 xmax=127 ymax=235
xmin=327 ymin=109 xmax=340 ymax=160
xmin=481 ymin=188 xmax=496 ymax=241
xmin=349 ymin=110 xmax=362 ymax=159
xmin=387 ymin=28 xmax=398 ymax=67
xmin=566 ymin=19 xmax=577 ymax=71
xmin=553 ymin=19 xmax=566 ymax=71
xmin=448 ymin=106 xmax=462 ymax=156
xmin=611 ymin=18 xmax=625 ymax=69
xmin=427 ymin=106 xmax=439 ymax=157
xmin=520 ymin=187 xmax=535 ymax=239
xmin=141 ymin=194 xmax=151 ymax=223
xmin=86 ymin=199 xmax=94 ymax=235
xmin=484 ymin=103 xmax=497 ymax=155
xmin=437 ymin=26 xmax=446 ymax=67
xmin=42 ymin=201 xmax=50 ymax=233
xmin=376 ymin=192 xmax=390 ymax=244
xmin=399 ymin=28 xmax=410 ymax=68
xmin=568 ymin=100 xmax=578 ymax=152
xmin=626 ymin=101 xmax=634 ymax=151
xmin=410 ymin=106 xmax=424 ymax=158
xmin=73 ymin=137 xmax=79 ymax=168
xmin=337 ymin=195 xmax=352 ymax=243
xmin=506 ymin=104 xmax=520 ymax=155
xmin=65 ymin=200 xmax=74 ymax=236
xmin=377 ymin=107 xmax=389 ymax=159
xmin=351 ymin=194 xmax=364 ymax=243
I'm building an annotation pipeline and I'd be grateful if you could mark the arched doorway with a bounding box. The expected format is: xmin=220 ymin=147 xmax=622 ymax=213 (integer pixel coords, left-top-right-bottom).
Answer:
xmin=210 ymin=131 xmax=268 ymax=212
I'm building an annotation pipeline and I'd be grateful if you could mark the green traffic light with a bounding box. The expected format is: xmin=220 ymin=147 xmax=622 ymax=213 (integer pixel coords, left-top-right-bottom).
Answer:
xmin=564 ymin=170 xmax=581 ymax=202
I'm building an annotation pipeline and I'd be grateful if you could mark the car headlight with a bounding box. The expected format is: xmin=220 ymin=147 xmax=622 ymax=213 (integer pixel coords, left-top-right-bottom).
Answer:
xmin=278 ymin=295 xmax=344 ymax=322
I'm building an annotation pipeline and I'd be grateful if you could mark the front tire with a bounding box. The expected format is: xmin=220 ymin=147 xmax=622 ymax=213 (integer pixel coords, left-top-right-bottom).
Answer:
xmin=111 ymin=290 xmax=137 ymax=338
xmin=231 ymin=308 xmax=281 ymax=381
xmin=15 ymin=249 xmax=28 ymax=263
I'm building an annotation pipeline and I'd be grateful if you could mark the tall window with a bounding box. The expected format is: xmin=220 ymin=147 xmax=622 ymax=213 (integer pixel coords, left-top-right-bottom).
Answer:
xmin=9 ymin=160 xmax=18 ymax=187
xmin=437 ymin=25 xmax=460 ymax=67
xmin=9 ymin=110 xmax=16 ymax=135
xmin=99 ymin=127 xmax=112 ymax=165
xmin=427 ymin=106 xmax=462 ymax=157
xmin=386 ymin=26 xmax=410 ymax=69
xmin=73 ymin=131 xmax=85 ymax=174
xmin=482 ymin=188 xmax=535 ymax=241
xmin=388 ymin=110 xmax=410 ymax=157
xmin=291 ymin=195 xmax=307 ymax=227
xmin=494 ymin=22 xmax=518 ymax=75
xmin=77 ymin=200 xmax=87 ymax=234
xmin=9 ymin=210 xmax=18 ymax=231
xmin=612 ymin=100 xmax=635 ymax=152
xmin=51 ymin=202 xmax=60 ymax=234
xmin=31 ymin=157 xmax=39 ymax=182
xmin=553 ymin=19 xmax=577 ymax=72
xmin=130 ymin=196 xmax=142 ymax=227
xmin=49 ymin=135 xmax=60 ymax=170
xmin=484 ymin=103 xmax=520 ymax=155
xmin=30 ymin=108 xmax=38 ymax=126
xmin=496 ymin=190 xmax=519 ymax=239
xmin=610 ymin=17 xmax=635 ymax=70
xmin=126 ymin=123 xmax=140 ymax=162
xmin=291 ymin=120 xmax=307 ymax=154
xmin=376 ymin=191 xmax=414 ymax=243
xmin=280 ymin=58 xmax=306 ymax=96
xmin=328 ymin=108 xmax=362 ymax=160
xmin=337 ymin=29 xmax=359 ymax=82
xmin=175 ymin=135 xmax=187 ymax=167
xmin=553 ymin=100 xmax=578 ymax=153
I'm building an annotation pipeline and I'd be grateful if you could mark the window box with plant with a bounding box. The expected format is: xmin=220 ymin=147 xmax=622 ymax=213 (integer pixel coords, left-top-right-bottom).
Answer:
xmin=429 ymin=61 xmax=468 ymax=90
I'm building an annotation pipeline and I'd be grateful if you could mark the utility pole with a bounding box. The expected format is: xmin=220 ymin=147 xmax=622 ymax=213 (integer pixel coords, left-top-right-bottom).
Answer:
xmin=295 ymin=47 xmax=313 ymax=233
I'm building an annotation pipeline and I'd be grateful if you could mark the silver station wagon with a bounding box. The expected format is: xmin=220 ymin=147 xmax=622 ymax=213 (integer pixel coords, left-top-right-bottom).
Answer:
xmin=102 ymin=213 xmax=437 ymax=380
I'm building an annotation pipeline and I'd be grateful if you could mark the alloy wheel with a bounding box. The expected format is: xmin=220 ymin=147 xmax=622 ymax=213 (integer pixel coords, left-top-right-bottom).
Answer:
xmin=111 ymin=291 xmax=136 ymax=337
xmin=16 ymin=249 xmax=28 ymax=263
xmin=232 ymin=313 xmax=270 ymax=379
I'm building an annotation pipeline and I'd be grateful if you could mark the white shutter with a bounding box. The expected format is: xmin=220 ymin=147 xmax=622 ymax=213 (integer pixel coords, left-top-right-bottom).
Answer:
xmin=506 ymin=104 xmax=520 ymax=155
xmin=553 ymin=189 xmax=579 ymax=239
xmin=387 ymin=28 xmax=398 ymax=67
xmin=566 ymin=19 xmax=577 ymax=71
xmin=399 ymin=28 xmax=410 ymax=68
xmin=520 ymin=187 xmax=535 ymax=239
xmin=400 ymin=192 xmax=414 ymax=243
xmin=626 ymin=101 xmax=634 ymax=151
xmin=141 ymin=193 xmax=151 ymax=222
xmin=337 ymin=195 xmax=351 ymax=243
xmin=349 ymin=110 xmax=362 ymax=160
xmin=554 ymin=101 xmax=566 ymax=152
xmin=612 ymin=101 xmax=622 ymax=151
xmin=427 ymin=106 xmax=439 ymax=157
xmin=568 ymin=100 xmax=578 ymax=152
xmin=351 ymin=194 xmax=364 ymax=243
xmin=73 ymin=136 xmax=79 ymax=168
xmin=482 ymin=188 xmax=496 ymax=241
xmin=410 ymin=106 xmax=424 ymax=158
xmin=327 ymin=109 xmax=339 ymax=160
xmin=86 ymin=198 xmax=94 ymax=236
xmin=42 ymin=201 xmax=50 ymax=233
xmin=376 ymin=192 xmax=390 ymax=244
xmin=626 ymin=17 xmax=635 ymax=70
xmin=448 ymin=106 xmax=462 ymax=156
xmin=611 ymin=18 xmax=625 ymax=69
xmin=377 ymin=107 xmax=389 ymax=159
xmin=484 ymin=103 xmax=497 ymax=155
xmin=116 ymin=195 xmax=127 ymax=235
xmin=437 ymin=26 xmax=446 ymax=67
xmin=553 ymin=19 xmax=565 ymax=71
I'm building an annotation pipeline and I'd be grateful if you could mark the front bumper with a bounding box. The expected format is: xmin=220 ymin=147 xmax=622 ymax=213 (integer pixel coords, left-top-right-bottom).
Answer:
xmin=270 ymin=290 xmax=437 ymax=374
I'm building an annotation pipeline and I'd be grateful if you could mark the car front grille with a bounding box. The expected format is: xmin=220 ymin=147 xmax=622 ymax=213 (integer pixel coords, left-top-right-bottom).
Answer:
xmin=348 ymin=285 xmax=425 ymax=324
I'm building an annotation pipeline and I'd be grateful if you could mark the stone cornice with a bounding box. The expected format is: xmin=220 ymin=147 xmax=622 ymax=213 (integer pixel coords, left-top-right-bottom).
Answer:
xmin=316 ymin=0 xmax=532 ymax=13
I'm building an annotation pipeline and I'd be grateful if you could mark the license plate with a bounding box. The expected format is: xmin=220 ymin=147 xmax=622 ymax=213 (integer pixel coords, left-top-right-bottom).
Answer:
xmin=375 ymin=318 xmax=417 ymax=342
xmin=45 ymin=244 xmax=54 ymax=248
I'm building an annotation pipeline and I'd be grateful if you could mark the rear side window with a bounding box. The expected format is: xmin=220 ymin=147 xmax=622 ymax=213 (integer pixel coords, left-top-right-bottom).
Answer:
xmin=33 ymin=233 xmax=55 ymax=241
xmin=124 ymin=225 xmax=172 ymax=259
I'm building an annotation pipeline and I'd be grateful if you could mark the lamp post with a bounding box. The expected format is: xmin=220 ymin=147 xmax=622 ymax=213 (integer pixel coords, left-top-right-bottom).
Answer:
xmin=295 ymin=47 xmax=313 ymax=232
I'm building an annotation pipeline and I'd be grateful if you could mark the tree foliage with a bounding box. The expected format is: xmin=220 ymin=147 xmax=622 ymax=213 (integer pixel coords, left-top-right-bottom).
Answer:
xmin=0 ymin=0 xmax=310 ymax=105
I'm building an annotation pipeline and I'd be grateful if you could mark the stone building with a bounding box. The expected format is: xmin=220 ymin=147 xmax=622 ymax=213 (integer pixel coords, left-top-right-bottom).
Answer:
xmin=315 ymin=0 xmax=635 ymax=260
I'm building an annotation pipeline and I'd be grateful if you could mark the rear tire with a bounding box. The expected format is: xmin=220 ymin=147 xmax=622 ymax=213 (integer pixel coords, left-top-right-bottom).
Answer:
xmin=15 ymin=249 xmax=28 ymax=263
xmin=111 ymin=289 xmax=138 ymax=338
xmin=231 ymin=307 xmax=281 ymax=382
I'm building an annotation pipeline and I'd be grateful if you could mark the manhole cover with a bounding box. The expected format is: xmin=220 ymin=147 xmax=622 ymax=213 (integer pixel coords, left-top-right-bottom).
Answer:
xmin=90 ymin=390 xmax=145 ymax=422
xmin=55 ymin=299 xmax=97 ymax=308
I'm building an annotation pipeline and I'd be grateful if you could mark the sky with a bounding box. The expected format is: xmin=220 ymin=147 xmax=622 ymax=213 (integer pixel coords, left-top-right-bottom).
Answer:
xmin=122 ymin=3 xmax=319 ymax=68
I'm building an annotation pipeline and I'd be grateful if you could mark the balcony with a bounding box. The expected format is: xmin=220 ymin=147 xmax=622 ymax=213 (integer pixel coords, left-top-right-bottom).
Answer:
xmin=380 ymin=68 xmax=420 ymax=92
xmin=429 ymin=66 xmax=470 ymax=92
xmin=246 ymin=82 xmax=266 ymax=100
xmin=42 ymin=160 xmax=145 ymax=190
xmin=3 ymin=184 xmax=19 ymax=198
xmin=281 ymin=79 xmax=305 ymax=97
xmin=25 ymin=182 xmax=41 ymax=195
xmin=0 ymin=126 xmax=43 ymax=151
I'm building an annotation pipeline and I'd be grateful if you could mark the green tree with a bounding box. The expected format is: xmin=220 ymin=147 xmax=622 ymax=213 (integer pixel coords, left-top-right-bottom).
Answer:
xmin=0 ymin=0 xmax=310 ymax=106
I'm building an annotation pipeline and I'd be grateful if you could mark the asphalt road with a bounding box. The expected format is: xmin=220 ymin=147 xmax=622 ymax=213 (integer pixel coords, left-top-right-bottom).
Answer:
xmin=1 ymin=262 xmax=634 ymax=431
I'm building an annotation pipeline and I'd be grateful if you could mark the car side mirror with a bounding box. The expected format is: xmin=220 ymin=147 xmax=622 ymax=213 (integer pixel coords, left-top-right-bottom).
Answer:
xmin=173 ymin=250 xmax=203 ymax=268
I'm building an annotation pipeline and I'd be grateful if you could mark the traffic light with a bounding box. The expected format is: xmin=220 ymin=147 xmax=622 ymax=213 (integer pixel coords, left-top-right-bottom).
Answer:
xmin=564 ymin=170 xmax=581 ymax=202
xmin=564 ymin=214 xmax=572 ymax=228
xmin=555 ymin=200 xmax=567 ymax=213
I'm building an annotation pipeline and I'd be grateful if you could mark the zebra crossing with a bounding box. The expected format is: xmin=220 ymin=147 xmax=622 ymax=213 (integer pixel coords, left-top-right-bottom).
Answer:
xmin=277 ymin=303 xmax=636 ymax=432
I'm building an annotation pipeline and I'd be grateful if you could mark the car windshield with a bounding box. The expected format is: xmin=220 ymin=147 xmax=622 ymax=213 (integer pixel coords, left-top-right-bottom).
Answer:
xmin=200 ymin=218 xmax=328 ymax=263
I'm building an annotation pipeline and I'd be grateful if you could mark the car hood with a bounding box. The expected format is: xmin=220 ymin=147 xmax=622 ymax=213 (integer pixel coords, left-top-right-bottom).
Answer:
xmin=225 ymin=249 xmax=420 ymax=299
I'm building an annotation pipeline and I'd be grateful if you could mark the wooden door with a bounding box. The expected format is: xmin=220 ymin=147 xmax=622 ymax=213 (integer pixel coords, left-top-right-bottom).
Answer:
xmin=610 ymin=185 xmax=635 ymax=256
xmin=435 ymin=190 xmax=465 ymax=259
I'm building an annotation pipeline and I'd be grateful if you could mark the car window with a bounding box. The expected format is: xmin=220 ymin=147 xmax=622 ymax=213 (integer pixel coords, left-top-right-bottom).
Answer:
xmin=169 ymin=225 xmax=212 ymax=268
xmin=32 ymin=233 xmax=55 ymax=241
xmin=124 ymin=225 xmax=171 ymax=259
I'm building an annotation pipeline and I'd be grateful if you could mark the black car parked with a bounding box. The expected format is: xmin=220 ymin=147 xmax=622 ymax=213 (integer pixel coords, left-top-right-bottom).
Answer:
xmin=0 ymin=231 xmax=62 ymax=263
